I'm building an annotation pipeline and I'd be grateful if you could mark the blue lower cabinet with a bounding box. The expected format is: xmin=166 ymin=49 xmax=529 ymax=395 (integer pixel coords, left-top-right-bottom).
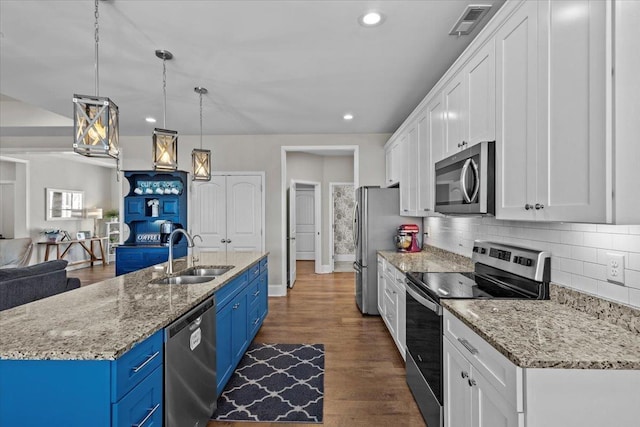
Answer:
xmin=0 ymin=331 xmax=163 ymax=427
xmin=112 ymin=366 xmax=163 ymax=427
xmin=115 ymin=245 xmax=186 ymax=276
xmin=215 ymin=256 xmax=269 ymax=395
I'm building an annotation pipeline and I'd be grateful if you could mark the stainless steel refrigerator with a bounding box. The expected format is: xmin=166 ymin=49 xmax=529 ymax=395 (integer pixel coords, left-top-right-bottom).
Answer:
xmin=353 ymin=186 xmax=421 ymax=315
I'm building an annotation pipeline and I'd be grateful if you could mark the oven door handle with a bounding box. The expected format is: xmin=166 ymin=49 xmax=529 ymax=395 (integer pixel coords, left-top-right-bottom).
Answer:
xmin=406 ymin=280 xmax=442 ymax=315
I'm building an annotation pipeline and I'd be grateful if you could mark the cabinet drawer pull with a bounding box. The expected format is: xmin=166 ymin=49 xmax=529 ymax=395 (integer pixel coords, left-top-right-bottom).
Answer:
xmin=253 ymin=290 xmax=260 ymax=297
xmin=132 ymin=351 xmax=160 ymax=373
xmin=133 ymin=403 xmax=160 ymax=427
xmin=233 ymin=303 xmax=240 ymax=309
xmin=458 ymin=338 xmax=478 ymax=355
xmin=524 ymin=204 xmax=533 ymax=210
xmin=535 ymin=203 xmax=544 ymax=210
xmin=253 ymin=318 xmax=260 ymax=325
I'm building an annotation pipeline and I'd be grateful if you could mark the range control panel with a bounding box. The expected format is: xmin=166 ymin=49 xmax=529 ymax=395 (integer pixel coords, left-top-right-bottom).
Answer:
xmin=472 ymin=241 xmax=551 ymax=282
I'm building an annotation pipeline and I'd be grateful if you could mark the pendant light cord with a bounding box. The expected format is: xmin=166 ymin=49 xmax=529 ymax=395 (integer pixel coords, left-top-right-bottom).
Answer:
xmin=94 ymin=0 xmax=99 ymax=97
xmin=162 ymin=58 xmax=167 ymax=128
xmin=199 ymin=91 xmax=203 ymax=149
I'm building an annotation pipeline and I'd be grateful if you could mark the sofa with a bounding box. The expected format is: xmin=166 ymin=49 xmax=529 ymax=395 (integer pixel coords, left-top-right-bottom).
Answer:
xmin=0 ymin=260 xmax=81 ymax=311
xmin=0 ymin=238 xmax=34 ymax=268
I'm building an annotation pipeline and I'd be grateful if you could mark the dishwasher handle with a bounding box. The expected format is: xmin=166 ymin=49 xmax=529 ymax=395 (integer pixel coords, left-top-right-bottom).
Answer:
xmin=168 ymin=296 xmax=215 ymax=338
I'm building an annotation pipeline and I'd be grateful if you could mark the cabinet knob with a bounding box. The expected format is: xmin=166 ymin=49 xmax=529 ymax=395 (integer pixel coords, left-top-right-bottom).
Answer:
xmin=468 ymin=378 xmax=477 ymax=387
xmin=524 ymin=204 xmax=533 ymax=210
xmin=457 ymin=143 xmax=462 ymax=148
xmin=227 ymin=239 xmax=232 ymax=243
xmin=535 ymin=203 xmax=545 ymax=210
xmin=221 ymin=239 xmax=226 ymax=243
xmin=461 ymin=371 xmax=469 ymax=379
xmin=233 ymin=303 xmax=240 ymax=309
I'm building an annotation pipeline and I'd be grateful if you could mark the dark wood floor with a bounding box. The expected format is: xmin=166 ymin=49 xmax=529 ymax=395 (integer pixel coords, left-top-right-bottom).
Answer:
xmin=70 ymin=260 xmax=426 ymax=427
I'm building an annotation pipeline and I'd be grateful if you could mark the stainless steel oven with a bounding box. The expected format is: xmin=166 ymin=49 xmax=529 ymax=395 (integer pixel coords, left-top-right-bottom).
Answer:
xmin=405 ymin=280 xmax=443 ymax=427
xmin=405 ymin=241 xmax=551 ymax=427
xmin=434 ymin=141 xmax=495 ymax=215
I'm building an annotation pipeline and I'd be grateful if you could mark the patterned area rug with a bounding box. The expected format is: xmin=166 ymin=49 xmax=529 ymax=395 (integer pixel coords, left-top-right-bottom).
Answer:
xmin=212 ymin=343 xmax=324 ymax=423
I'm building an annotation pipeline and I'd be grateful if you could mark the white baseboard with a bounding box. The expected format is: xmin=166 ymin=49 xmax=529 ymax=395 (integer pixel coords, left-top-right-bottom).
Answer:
xmin=268 ymin=283 xmax=287 ymax=297
xmin=317 ymin=265 xmax=333 ymax=274
xmin=296 ymin=253 xmax=315 ymax=260
xmin=334 ymin=254 xmax=355 ymax=262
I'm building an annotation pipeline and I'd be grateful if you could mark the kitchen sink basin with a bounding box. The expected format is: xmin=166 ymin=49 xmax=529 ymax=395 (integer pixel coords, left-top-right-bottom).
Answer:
xmin=151 ymin=275 xmax=215 ymax=285
xmin=181 ymin=265 xmax=235 ymax=277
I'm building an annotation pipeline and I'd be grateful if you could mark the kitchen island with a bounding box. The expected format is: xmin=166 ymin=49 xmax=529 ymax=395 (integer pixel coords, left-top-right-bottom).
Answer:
xmin=0 ymin=251 xmax=268 ymax=426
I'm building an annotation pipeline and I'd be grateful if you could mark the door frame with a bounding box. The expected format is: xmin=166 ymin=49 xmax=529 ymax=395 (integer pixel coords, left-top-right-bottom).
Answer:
xmin=328 ymin=182 xmax=355 ymax=272
xmin=290 ymin=180 xmax=321 ymax=275
xmin=0 ymin=155 xmax=30 ymax=239
xmin=280 ymin=146 xmax=359 ymax=295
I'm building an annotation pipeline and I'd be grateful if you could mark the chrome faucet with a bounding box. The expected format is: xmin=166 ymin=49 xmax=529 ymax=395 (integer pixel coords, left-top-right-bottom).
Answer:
xmin=167 ymin=228 xmax=195 ymax=275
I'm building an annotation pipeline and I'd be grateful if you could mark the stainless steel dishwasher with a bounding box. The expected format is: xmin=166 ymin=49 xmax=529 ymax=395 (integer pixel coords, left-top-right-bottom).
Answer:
xmin=165 ymin=295 xmax=217 ymax=427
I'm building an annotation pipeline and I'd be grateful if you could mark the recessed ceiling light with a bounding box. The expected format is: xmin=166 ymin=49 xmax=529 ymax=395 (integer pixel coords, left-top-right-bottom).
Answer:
xmin=359 ymin=11 xmax=384 ymax=27
xmin=145 ymin=117 xmax=157 ymax=123
xmin=343 ymin=113 xmax=354 ymax=121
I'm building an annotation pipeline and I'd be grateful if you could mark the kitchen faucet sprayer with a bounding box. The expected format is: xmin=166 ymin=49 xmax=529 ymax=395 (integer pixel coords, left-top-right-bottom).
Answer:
xmin=167 ymin=228 xmax=195 ymax=275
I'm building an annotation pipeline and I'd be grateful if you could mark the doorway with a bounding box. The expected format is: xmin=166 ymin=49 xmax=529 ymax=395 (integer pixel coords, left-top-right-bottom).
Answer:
xmin=287 ymin=180 xmax=321 ymax=288
xmin=0 ymin=182 xmax=15 ymax=238
xmin=281 ymin=146 xmax=359 ymax=295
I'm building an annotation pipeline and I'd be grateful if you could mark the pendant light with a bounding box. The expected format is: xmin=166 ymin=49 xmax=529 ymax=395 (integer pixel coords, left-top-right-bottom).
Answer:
xmin=73 ymin=0 xmax=119 ymax=160
xmin=192 ymin=87 xmax=211 ymax=181
xmin=152 ymin=49 xmax=178 ymax=171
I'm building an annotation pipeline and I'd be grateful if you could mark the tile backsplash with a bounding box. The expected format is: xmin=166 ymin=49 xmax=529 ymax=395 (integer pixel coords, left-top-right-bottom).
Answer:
xmin=424 ymin=217 xmax=640 ymax=309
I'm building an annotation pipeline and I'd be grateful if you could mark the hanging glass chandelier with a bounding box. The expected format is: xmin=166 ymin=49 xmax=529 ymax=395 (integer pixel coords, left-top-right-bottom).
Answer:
xmin=192 ymin=87 xmax=211 ymax=181
xmin=152 ymin=49 xmax=179 ymax=171
xmin=73 ymin=0 xmax=119 ymax=160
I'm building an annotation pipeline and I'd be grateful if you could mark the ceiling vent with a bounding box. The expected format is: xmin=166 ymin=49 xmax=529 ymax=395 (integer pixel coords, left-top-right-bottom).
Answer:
xmin=449 ymin=4 xmax=492 ymax=36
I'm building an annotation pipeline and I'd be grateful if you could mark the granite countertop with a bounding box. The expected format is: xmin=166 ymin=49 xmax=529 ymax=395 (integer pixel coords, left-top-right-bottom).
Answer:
xmin=0 ymin=251 xmax=267 ymax=361
xmin=442 ymin=298 xmax=640 ymax=370
xmin=378 ymin=245 xmax=474 ymax=273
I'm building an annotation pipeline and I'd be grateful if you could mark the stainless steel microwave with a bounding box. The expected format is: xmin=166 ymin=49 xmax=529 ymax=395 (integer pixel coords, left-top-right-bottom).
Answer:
xmin=434 ymin=141 xmax=495 ymax=215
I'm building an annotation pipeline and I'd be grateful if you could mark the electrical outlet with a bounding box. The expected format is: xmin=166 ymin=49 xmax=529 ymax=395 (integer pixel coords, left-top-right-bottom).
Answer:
xmin=606 ymin=252 xmax=625 ymax=285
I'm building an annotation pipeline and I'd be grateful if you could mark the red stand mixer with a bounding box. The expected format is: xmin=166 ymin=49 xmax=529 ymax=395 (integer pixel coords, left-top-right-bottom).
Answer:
xmin=394 ymin=224 xmax=421 ymax=253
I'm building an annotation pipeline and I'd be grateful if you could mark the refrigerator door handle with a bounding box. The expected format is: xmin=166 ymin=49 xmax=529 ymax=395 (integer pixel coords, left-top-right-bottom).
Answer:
xmin=352 ymin=201 xmax=360 ymax=248
xmin=353 ymin=262 xmax=361 ymax=273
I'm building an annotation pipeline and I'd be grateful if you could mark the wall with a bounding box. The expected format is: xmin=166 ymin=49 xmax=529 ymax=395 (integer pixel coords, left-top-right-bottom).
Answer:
xmin=117 ymin=133 xmax=385 ymax=289
xmin=0 ymin=159 xmax=28 ymax=239
xmin=424 ymin=216 xmax=640 ymax=309
xmin=8 ymin=154 xmax=117 ymax=264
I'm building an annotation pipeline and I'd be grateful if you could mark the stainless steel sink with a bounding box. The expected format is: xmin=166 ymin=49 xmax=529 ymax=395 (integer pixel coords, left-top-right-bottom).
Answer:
xmin=181 ymin=265 xmax=235 ymax=277
xmin=151 ymin=275 xmax=215 ymax=285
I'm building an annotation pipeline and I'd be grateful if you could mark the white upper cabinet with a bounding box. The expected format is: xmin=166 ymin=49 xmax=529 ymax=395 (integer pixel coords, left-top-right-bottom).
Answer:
xmin=466 ymin=39 xmax=496 ymax=147
xmin=443 ymin=74 xmax=467 ymax=157
xmin=442 ymin=39 xmax=496 ymax=160
xmin=384 ymin=137 xmax=402 ymax=188
xmin=400 ymin=123 xmax=419 ymax=215
xmin=496 ymin=0 xmax=607 ymax=222
xmin=495 ymin=0 xmax=539 ymax=221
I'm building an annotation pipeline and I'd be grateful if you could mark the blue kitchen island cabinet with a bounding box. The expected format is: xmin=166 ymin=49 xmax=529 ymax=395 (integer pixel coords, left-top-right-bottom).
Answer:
xmin=0 ymin=251 xmax=268 ymax=427
xmin=116 ymin=170 xmax=188 ymax=276
xmin=216 ymin=256 xmax=269 ymax=395
xmin=0 ymin=330 xmax=164 ymax=427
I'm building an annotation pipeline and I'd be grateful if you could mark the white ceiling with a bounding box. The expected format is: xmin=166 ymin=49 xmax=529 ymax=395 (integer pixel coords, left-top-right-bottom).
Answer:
xmin=0 ymin=0 xmax=503 ymax=137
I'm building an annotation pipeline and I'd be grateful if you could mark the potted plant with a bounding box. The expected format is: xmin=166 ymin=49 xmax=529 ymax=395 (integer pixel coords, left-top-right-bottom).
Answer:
xmin=104 ymin=209 xmax=119 ymax=223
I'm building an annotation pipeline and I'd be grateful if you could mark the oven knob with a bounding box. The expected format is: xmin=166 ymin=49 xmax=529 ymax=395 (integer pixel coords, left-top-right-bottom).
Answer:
xmin=480 ymin=248 xmax=486 ymax=254
xmin=526 ymin=258 xmax=533 ymax=266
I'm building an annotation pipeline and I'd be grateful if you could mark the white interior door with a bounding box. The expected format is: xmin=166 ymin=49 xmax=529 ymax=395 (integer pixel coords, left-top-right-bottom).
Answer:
xmin=192 ymin=176 xmax=226 ymax=251
xmin=288 ymin=183 xmax=297 ymax=288
xmin=295 ymin=188 xmax=315 ymax=260
xmin=226 ymin=175 xmax=263 ymax=252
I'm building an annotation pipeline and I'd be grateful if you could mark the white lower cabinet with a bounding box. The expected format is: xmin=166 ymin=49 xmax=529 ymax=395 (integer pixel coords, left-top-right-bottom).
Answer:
xmin=377 ymin=256 xmax=406 ymax=360
xmin=444 ymin=309 xmax=640 ymax=427
xmin=444 ymin=310 xmax=521 ymax=427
